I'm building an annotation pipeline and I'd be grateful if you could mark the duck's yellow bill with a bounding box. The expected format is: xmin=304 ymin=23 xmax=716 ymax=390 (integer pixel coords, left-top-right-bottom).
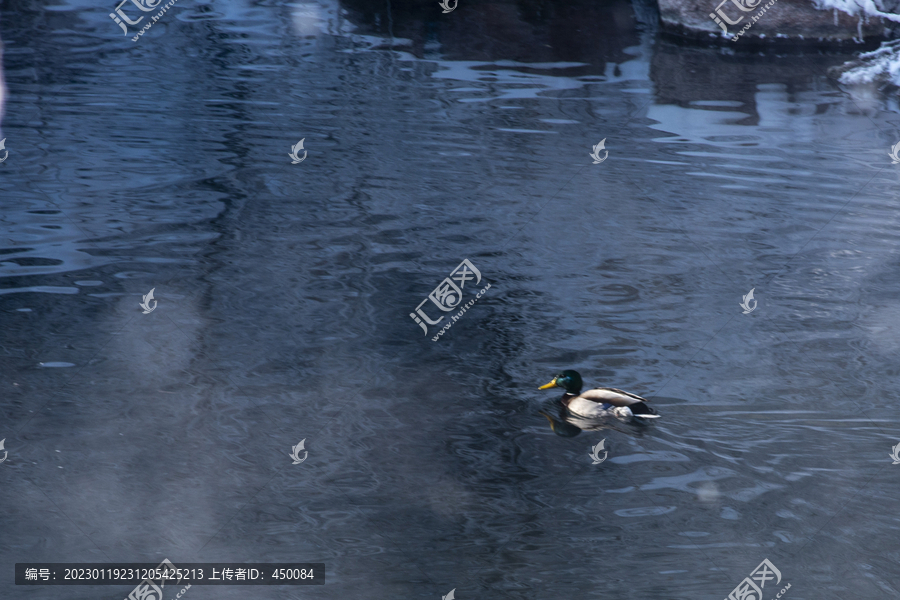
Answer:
xmin=539 ymin=379 xmax=558 ymax=390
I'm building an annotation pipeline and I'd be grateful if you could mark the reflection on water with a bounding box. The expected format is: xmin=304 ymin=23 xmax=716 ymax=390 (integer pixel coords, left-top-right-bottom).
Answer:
xmin=2 ymin=0 xmax=900 ymax=598
xmin=540 ymin=404 xmax=657 ymax=438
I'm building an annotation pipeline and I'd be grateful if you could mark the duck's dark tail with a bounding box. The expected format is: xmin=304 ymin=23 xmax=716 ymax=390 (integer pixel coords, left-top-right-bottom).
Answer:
xmin=630 ymin=401 xmax=657 ymax=416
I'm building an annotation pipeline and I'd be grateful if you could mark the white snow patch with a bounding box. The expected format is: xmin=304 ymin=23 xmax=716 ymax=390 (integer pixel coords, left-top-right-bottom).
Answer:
xmin=811 ymin=0 xmax=900 ymax=85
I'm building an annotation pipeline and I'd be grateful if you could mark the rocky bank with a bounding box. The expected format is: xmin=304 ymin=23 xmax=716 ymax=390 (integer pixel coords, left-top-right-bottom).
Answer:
xmin=659 ymin=0 xmax=890 ymax=46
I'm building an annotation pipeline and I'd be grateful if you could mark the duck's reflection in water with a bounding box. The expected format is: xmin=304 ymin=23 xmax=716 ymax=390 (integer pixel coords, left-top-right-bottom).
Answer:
xmin=539 ymin=404 xmax=655 ymax=438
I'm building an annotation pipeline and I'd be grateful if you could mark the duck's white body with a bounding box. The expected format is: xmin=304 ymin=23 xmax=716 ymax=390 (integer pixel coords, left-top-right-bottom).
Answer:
xmin=562 ymin=388 xmax=658 ymax=420
xmin=565 ymin=396 xmax=636 ymax=419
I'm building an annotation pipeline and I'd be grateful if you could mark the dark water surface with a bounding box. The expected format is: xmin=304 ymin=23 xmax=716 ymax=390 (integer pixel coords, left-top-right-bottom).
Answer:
xmin=2 ymin=0 xmax=900 ymax=598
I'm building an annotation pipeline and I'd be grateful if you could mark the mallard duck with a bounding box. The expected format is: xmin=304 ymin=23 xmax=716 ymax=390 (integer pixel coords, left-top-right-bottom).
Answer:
xmin=539 ymin=370 xmax=659 ymax=420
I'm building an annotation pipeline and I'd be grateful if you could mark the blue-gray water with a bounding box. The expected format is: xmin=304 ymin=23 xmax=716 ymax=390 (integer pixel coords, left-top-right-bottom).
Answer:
xmin=2 ymin=0 xmax=900 ymax=598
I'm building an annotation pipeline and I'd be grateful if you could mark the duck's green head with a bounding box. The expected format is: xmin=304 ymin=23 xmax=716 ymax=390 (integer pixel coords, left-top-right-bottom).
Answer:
xmin=538 ymin=370 xmax=583 ymax=394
